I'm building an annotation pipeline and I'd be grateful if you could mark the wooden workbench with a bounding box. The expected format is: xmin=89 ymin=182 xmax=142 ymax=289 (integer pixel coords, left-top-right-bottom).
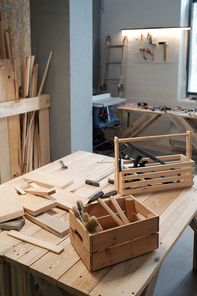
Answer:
xmin=117 ymin=106 xmax=197 ymax=149
xmin=0 ymin=150 xmax=197 ymax=296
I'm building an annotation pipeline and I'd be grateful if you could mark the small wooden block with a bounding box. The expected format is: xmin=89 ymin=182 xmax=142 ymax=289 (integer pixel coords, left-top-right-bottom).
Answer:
xmin=0 ymin=217 xmax=25 ymax=231
xmin=25 ymin=212 xmax=69 ymax=237
xmin=23 ymin=171 xmax=73 ymax=189
xmin=24 ymin=187 xmax=56 ymax=197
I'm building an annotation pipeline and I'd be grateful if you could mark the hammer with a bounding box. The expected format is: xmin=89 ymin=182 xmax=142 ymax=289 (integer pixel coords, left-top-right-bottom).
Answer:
xmin=87 ymin=190 xmax=125 ymax=226
xmin=159 ymin=42 xmax=166 ymax=61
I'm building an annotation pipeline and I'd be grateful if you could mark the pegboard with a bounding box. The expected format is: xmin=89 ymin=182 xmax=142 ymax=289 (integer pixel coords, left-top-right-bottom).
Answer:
xmin=132 ymin=32 xmax=176 ymax=63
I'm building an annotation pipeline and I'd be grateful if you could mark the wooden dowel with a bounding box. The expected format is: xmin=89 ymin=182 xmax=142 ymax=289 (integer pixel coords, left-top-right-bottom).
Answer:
xmin=97 ymin=198 xmax=124 ymax=226
xmin=118 ymin=133 xmax=188 ymax=144
xmin=13 ymin=59 xmax=19 ymax=100
xmin=110 ymin=196 xmax=130 ymax=224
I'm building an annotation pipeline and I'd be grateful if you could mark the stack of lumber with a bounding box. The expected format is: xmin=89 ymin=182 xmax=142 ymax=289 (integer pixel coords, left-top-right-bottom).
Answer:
xmin=0 ymin=8 xmax=52 ymax=183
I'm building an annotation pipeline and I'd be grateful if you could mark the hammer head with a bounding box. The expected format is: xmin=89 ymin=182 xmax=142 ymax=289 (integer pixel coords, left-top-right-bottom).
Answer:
xmin=87 ymin=190 xmax=118 ymax=204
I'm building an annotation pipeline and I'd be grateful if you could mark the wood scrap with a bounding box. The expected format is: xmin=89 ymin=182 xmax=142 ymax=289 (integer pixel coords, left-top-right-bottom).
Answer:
xmin=47 ymin=187 xmax=87 ymax=210
xmin=24 ymin=187 xmax=56 ymax=197
xmin=7 ymin=230 xmax=64 ymax=254
xmin=0 ymin=185 xmax=24 ymax=223
xmin=0 ymin=217 xmax=25 ymax=231
xmin=25 ymin=212 xmax=69 ymax=238
xmin=19 ymin=193 xmax=57 ymax=216
xmin=23 ymin=171 xmax=73 ymax=189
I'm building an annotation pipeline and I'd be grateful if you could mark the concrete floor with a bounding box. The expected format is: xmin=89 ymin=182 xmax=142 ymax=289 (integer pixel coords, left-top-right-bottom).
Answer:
xmin=96 ymin=139 xmax=197 ymax=296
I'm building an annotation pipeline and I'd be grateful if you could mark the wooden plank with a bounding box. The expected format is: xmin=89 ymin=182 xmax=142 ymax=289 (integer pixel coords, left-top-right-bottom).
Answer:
xmin=24 ymin=187 xmax=56 ymax=197
xmin=39 ymin=108 xmax=51 ymax=166
xmin=30 ymin=237 xmax=80 ymax=285
xmin=0 ymin=21 xmax=6 ymax=59
xmin=47 ymin=187 xmax=87 ymax=210
xmin=23 ymin=171 xmax=73 ymax=189
xmin=0 ymin=59 xmax=11 ymax=183
xmin=25 ymin=212 xmax=69 ymax=238
xmin=0 ymin=217 xmax=25 ymax=231
xmin=5 ymin=59 xmax=22 ymax=180
xmin=19 ymin=193 xmax=57 ymax=216
xmin=0 ymin=185 xmax=24 ymax=223
xmin=0 ymin=94 xmax=50 ymax=117
xmin=8 ymin=230 xmax=64 ymax=254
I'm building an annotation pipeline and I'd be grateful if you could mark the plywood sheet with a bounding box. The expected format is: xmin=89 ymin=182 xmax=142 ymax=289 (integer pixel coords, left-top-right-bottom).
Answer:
xmin=20 ymin=193 xmax=57 ymax=216
xmin=23 ymin=171 xmax=73 ymax=189
xmin=0 ymin=185 xmax=24 ymax=223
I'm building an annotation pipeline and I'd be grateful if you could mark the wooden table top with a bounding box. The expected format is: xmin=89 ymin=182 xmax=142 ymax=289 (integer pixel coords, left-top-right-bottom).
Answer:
xmin=117 ymin=106 xmax=197 ymax=119
xmin=1 ymin=150 xmax=197 ymax=296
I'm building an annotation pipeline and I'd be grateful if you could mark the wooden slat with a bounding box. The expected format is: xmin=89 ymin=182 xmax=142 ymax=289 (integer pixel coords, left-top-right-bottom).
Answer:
xmin=25 ymin=212 xmax=69 ymax=238
xmin=20 ymin=193 xmax=57 ymax=216
xmin=5 ymin=59 xmax=22 ymax=179
xmin=8 ymin=230 xmax=64 ymax=254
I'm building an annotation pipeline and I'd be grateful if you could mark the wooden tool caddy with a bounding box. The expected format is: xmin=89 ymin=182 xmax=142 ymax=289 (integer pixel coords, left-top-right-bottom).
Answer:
xmin=114 ymin=131 xmax=195 ymax=196
xmin=69 ymin=195 xmax=159 ymax=271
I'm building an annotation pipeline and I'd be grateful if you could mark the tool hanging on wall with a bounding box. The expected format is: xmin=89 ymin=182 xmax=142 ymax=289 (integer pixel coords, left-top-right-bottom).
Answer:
xmin=159 ymin=42 xmax=167 ymax=61
xmin=139 ymin=46 xmax=147 ymax=60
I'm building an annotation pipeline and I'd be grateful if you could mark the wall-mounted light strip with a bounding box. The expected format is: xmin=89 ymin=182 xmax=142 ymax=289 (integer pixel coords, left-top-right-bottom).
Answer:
xmin=121 ymin=27 xmax=190 ymax=33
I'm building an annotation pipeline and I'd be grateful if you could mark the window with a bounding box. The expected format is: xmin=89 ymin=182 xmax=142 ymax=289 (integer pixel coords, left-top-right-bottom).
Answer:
xmin=188 ymin=0 xmax=197 ymax=94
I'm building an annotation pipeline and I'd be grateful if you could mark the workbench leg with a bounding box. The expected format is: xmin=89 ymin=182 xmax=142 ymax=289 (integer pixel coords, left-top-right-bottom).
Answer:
xmin=140 ymin=269 xmax=160 ymax=296
xmin=33 ymin=274 xmax=63 ymax=296
xmin=23 ymin=269 xmax=36 ymax=296
xmin=10 ymin=264 xmax=19 ymax=296
xmin=0 ymin=257 xmax=11 ymax=296
xmin=194 ymin=232 xmax=197 ymax=270
xmin=189 ymin=214 xmax=197 ymax=270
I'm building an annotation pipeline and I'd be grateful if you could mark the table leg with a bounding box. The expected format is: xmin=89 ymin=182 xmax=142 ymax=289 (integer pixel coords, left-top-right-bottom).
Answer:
xmin=140 ymin=269 xmax=160 ymax=296
xmin=189 ymin=214 xmax=197 ymax=270
xmin=33 ymin=275 xmax=63 ymax=296
xmin=0 ymin=257 xmax=11 ymax=296
xmin=121 ymin=113 xmax=161 ymax=138
xmin=10 ymin=264 xmax=18 ymax=296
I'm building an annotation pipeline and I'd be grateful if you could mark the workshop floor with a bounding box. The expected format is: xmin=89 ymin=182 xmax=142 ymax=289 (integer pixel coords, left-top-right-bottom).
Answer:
xmin=96 ymin=141 xmax=197 ymax=296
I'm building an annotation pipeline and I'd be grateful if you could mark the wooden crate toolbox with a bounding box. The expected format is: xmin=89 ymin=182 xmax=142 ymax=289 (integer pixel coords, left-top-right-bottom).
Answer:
xmin=69 ymin=196 xmax=159 ymax=271
xmin=114 ymin=131 xmax=195 ymax=195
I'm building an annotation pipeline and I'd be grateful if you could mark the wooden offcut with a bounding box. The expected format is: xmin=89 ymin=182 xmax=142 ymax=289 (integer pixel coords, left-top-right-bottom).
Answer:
xmin=19 ymin=193 xmax=57 ymax=216
xmin=0 ymin=185 xmax=24 ymax=223
xmin=23 ymin=171 xmax=73 ymax=189
xmin=0 ymin=217 xmax=25 ymax=231
xmin=25 ymin=212 xmax=69 ymax=237
xmin=8 ymin=230 xmax=64 ymax=254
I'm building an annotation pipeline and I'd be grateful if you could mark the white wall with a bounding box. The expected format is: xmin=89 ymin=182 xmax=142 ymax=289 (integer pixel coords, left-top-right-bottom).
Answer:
xmin=31 ymin=0 xmax=92 ymax=160
xmin=100 ymin=0 xmax=190 ymax=137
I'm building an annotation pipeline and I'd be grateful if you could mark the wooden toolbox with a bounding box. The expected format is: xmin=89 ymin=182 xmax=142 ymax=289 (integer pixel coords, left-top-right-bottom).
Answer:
xmin=114 ymin=131 xmax=195 ymax=196
xmin=69 ymin=196 xmax=159 ymax=271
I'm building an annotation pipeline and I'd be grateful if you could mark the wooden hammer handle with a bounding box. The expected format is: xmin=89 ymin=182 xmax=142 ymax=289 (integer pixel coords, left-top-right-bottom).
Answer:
xmin=97 ymin=198 xmax=124 ymax=226
xmin=110 ymin=196 xmax=130 ymax=224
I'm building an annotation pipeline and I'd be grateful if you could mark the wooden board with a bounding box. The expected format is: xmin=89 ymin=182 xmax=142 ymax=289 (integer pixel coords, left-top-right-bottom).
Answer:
xmin=23 ymin=171 xmax=73 ymax=189
xmin=24 ymin=187 xmax=56 ymax=197
xmin=0 ymin=217 xmax=25 ymax=231
xmin=47 ymin=187 xmax=87 ymax=210
xmin=25 ymin=212 xmax=69 ymax=238
xmin=7 ymin=230 xmax=64 ymax=254
xmin=0 ymin=185 xmax=24 ymax=223
xmin=19 ymin=193 xmax=57 ymax=216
